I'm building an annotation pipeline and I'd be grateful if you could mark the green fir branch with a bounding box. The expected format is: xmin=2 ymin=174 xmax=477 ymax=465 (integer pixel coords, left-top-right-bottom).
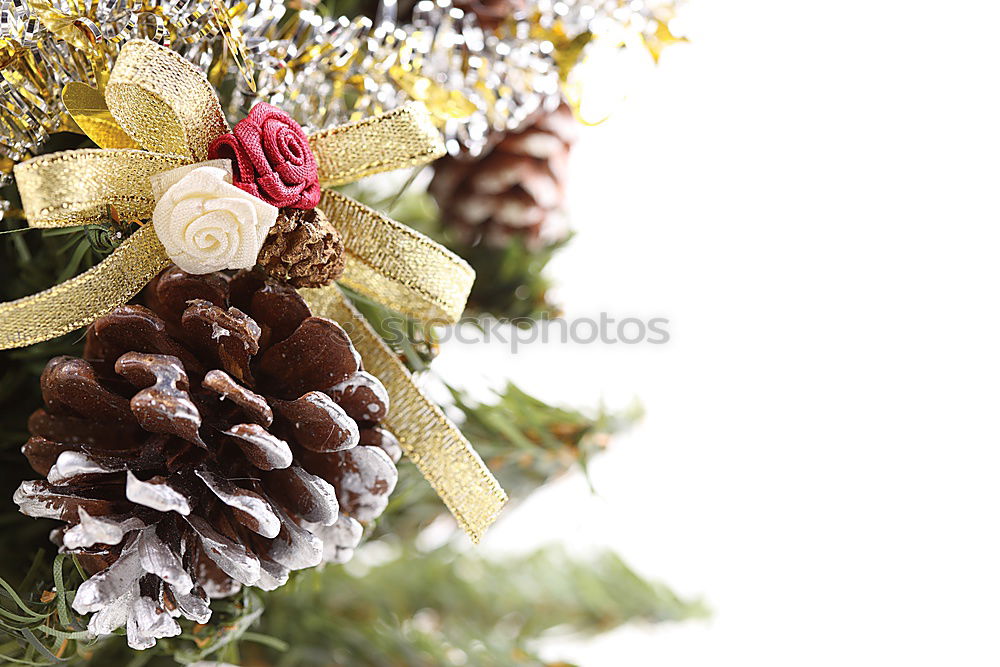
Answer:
xmin=236 ymin=544 xmax=705 ymax=667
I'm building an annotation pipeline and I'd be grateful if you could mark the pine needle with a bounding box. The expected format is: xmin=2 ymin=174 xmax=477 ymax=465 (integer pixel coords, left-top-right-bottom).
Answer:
xmin=385 ymin=165 xmax=426 ymax=215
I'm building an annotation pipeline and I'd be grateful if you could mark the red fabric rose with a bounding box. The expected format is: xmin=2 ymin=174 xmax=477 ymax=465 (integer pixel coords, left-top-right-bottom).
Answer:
xmin=208 ymin=103 xmax=321 ymax=210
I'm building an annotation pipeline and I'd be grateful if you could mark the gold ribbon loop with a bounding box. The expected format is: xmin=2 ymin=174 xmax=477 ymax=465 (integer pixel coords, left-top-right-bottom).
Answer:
xmin=15 ymin=149 xmax=190 ymax=228
xmin=62 ymin=82 xmax=142 ymax=150
xmin=0 ymin=226 xmax=170 ymax=349
xmin=310 ymin=103 xmax=447 ymax=186
xmin=105 ymin=40 xmax=229 ymax=160
xmin=300 ymin=285 xmax=507 ymax=543
xmin=320 ymin=191 xmax=474 ymax=324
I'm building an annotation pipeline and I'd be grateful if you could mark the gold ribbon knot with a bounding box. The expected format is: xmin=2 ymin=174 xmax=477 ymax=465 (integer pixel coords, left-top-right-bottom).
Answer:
xmin=0 ymin=39 xmax=505 ymax=542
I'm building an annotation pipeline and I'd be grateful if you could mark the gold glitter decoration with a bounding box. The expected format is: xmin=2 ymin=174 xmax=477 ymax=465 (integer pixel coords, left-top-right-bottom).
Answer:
xmin=644 ymin=11 xmax=688 ymax=63
xmin=0 ymin=225 xmax=170 ymax=349
xmin=387 ymin=65 xmax=479 ymax=123
xmin=230 ymin=0 xmax=684 ymax=156
xmin=0 ymin=0 xmax=254 ymax=162
xmin=2 ymin=38 xmax=504 ymax=540
xmin=208 ymin=0 xmax=256 ymax=93
xmin=300 ymin=285 xmax=507 ymax=543
xmin=0 ymin=0 xmax=683 ymax=175
xmin=321 ymin=190 xmax=473 ymax=324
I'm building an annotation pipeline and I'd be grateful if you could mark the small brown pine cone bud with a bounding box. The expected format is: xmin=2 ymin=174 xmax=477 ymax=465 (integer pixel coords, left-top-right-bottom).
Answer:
xmin=258 ymin=208 xmax=345 ymax=288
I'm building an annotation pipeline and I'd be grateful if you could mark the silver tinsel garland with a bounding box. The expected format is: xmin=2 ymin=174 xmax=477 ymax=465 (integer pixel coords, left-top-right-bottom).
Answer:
xmin=0 ymin=0 xmax=682 ymax=192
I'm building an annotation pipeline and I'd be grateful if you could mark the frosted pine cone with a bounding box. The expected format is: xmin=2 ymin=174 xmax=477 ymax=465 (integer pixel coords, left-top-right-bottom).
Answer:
xmin=430 ymin=103 xmax=578 ymax=250
xmin=14 ymin=267 xmax=401 ymax=649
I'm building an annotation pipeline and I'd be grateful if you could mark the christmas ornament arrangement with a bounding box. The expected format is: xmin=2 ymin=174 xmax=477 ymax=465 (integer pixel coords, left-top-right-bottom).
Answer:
xmin=0 ymin=31 xmax=507 ymax=653
xmin=0 ymin=0 xmax=692 ymax=663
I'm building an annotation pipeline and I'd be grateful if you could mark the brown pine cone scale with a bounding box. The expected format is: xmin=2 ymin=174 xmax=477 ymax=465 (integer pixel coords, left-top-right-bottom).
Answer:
xmin=14 ymin=266 xmax=401 ymax=650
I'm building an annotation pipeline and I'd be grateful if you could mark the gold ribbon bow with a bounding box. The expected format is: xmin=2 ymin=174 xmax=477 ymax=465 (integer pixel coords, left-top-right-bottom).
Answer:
xmin=0 ymin=40 xmax=506 ymax=543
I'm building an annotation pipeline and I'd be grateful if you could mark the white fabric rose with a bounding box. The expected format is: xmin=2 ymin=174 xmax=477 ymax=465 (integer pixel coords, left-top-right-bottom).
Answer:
xmin=152 ymin=164 xmax=278 ymax=274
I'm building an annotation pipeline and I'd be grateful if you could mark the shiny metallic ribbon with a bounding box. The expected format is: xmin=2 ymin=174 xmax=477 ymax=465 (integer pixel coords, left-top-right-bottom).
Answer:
xmin=0 ymin=39 xmax=506 ymax=542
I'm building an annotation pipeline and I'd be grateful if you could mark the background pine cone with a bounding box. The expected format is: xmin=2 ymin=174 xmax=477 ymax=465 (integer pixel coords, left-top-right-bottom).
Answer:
xmin=15 ymin=266 xmax=401 ymax=650
xmin=429 ymin=103 xmax=578 ymax=250
xmin=451 ymin=0 xmax=526 ymax=31
xmin=258 ymin=208 xmax=346 ymax=288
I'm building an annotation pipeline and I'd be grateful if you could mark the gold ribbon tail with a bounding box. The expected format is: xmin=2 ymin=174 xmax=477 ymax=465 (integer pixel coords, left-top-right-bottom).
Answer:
xmin=320 ymin=191 xmax=474 ymax=324
xmin=301 ymin=285 xmax=508 ymax=543
xmin=0 ymin=226 xmax=170 ymax=350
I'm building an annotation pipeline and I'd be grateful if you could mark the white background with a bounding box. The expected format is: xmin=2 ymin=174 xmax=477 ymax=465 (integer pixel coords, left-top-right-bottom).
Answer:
xmin=434 ymin=1 xmax=1000 ymax=665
